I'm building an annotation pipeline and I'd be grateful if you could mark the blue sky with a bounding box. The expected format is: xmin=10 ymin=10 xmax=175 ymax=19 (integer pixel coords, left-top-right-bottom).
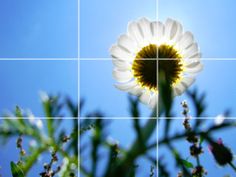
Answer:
xmin=0 ymin=60 xmax=78 ymax=116
xmin=0 ymin=0 xmax=78 ymax=116
xmin=80 ymin=0 xmax=156 ymax=58
xmin=0 ymin=0 xmax=77 ymax=58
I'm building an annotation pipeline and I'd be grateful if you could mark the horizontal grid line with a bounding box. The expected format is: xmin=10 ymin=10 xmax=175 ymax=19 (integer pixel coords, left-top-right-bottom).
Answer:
xmin=0 ymin=57 xmax=234 ymax=61
xmin=0 ymin=117 xmax=78 ymax=119
xmin=79 ymin=57 xmax=236 ymax=61
xmin=0 ymin=117 xmax=235 ymax=119
xmin=158 ymin=117 xmax=236 ymax=119
xmin=0 ymin=58 xmax=78 ymax=61
xmin=79 ymin=117 xmax=158 ymax=119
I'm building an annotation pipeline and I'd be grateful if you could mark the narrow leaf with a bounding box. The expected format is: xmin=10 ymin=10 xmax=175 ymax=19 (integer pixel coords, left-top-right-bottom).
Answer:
xmin=10 ymin=162 xmax=24 ymax=177
xmin=181 ymin=159 xmax=194 ymax=168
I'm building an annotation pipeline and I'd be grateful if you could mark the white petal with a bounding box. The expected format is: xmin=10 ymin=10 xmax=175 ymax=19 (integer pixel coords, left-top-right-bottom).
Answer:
xmin=188 ymin=52 xmax=201 ymax=59
xmin=128 ymin=85 xmax=143 ymax=96
xmin=165 ymin=18 xmax=178 ymax=40
xmin=185 ymin=61 xmax=201 ymax=69
xmin=128 ymin=21 xmax=144 ymax=45
xmin=149 ymin=95 xmax=158 ymax=109
xmin=150 ymin=22 xmax=158 ymax=39
xmin=138 ymin=18 xmax=152 ymax=42
xmin=139 ymin=91 xmax=151 ymax=105
xmin=181 ymin=77 xmax=195 ymax=88
xmin=112 ymin=58 xmax=131 ymax=70
xmin=177 ymin=32 xmax=194 ymax=50
xmin=183 ymin=43 xmax=199 ymax=58
xmin=110 ymin=45 xmax=134 ymax=61
xmin=118 ymin=34 xmax=138 ymax=54
xmin=115 ymin=80 xmax=137 ymax=91
xmin=157 ymin=22 xmax=165 ymax=41
xmin=172 ymin=88 xmax=178 ymax=96
xmin=173 ymin=86 xmax=182 ymax=96
xmin=185 ymin=63 xmax=203 ymax=74
xmin=113 ymin=69 xmax=133 ymax=82
xmin=174 ymin=77 xmax=195 ymax=95
xmin=172 ymin=22 xmax=183 ymax=43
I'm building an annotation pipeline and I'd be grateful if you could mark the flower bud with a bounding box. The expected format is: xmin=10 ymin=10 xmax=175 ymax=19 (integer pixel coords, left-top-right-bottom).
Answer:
xmin=209 ymin=139 xmax=233 ymax=166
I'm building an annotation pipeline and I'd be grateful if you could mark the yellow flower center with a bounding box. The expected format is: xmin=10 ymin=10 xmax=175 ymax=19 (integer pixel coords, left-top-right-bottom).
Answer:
xmin=132 ymin=44 xmax=183 ymax=91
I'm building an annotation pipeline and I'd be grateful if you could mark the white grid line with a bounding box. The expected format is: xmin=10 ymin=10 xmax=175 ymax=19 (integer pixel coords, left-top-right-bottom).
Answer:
xmin=78 ymin=0 xmax=80 ymax=175
xmin=0 ymin=58 xmax=234 ymax=61
xmin=79 ymin=117 xmax=158 ymax=119
xmin=0 ymin=116 xmax=230 ymax=120
xmin=0 ymin=117 xmax=78 ymax=119
xmin=79 ymin=57 xmax=236 ymax=61
xmin=2 ymin=117 xmax=236 ymax=119
xmin=0 ymin=117 xmax=230 ymax=119
xmin=0 ymin=58 xmax=78 ymax=61
xmin=156 ymin=0 xmax=159 ymax=167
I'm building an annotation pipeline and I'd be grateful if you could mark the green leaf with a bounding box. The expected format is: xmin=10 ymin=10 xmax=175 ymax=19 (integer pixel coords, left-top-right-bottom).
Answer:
xmin=128 ymin=95 xmax=140 ymax=117
xmin=15 ymin=106 xmax=23 ymax=117
xmin=181 ymin=159 xmax=194 ymax=168
xmin=10 ymin=162 xmax=24 ymax=177
xmin=172 ymin=149 xmax=179 ymax=158
xmin=199 ymin=135 xmax=204 ymax=146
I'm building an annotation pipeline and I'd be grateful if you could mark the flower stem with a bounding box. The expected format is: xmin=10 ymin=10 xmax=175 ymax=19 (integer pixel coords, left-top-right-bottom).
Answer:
xmin=229 ymin=162 xmax=236 ymax=173
xmin=196 ymin=156 xmax=200 ymax=166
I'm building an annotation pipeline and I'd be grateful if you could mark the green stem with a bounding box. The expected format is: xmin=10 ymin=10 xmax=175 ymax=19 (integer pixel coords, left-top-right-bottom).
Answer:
xmin=121 ymin=118 xmax=157 ymax=166
xmin=229 ymin=162 xmax=236 ymax=173
xmin=23 ymin=146 xmax=47 ymax=174
xmin=196 ymin=156 xmax=200 ymax=167
xmin=103 ymin=118 xmax=157 ymax=177
xmin=46 ymin=118 xmax=54 ymax=139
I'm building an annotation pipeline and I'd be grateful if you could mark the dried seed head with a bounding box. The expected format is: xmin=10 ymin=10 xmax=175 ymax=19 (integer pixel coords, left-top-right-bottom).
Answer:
xmin=62 ymin=136 xmax=71 ymax=143
xmin=16 ymin=136 xmax=23 ymax=148
xmin=192 ymin=166 xmax=206 ymax=176
xmin=186 ymin=132 xmax=198 ymax=144
xmin=190 ymin=144 xmax=203 ymax=157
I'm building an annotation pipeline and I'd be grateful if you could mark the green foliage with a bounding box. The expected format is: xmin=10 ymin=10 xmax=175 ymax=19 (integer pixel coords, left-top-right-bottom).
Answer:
xmin=0 ymin=94 xmax=78 ymax=177
xmin=181 ymin=159 xmax=194 ymax=169
xmin=186 ymin=89 xmax=206 ymax=117
xmin=0 ymin=80 xmax=236 ymax=177
xmin=10 ymin=162 xmax=24 ymax=177
xmin=158 ymin=80 xmax=236 ymax=176
xmin=80 ymin=96 xmax=157 ymax=177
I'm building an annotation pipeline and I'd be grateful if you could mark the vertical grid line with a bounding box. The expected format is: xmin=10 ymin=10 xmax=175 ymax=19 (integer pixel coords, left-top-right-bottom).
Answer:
xmin=78 ymin=0 xmax=80 ymax=118
xmin=78 ymin=0 xmax=80 ymax=176
xmin=156 ymin=0 xmax=159 ymax=118
xmin=78 ymin=118 xmax=80 ymax=177
xmin=156 ymin=117 xmax=159 ymax=177
xmin=156 ymin=0 xmax=159 ymax=176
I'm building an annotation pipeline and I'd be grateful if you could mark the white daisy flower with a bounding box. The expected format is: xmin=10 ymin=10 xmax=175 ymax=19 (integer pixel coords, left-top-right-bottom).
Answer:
xmin=110 ymin=17 xmax=203 ymax=109
xmin=215 ymin=114 xmax=225 ymax=125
